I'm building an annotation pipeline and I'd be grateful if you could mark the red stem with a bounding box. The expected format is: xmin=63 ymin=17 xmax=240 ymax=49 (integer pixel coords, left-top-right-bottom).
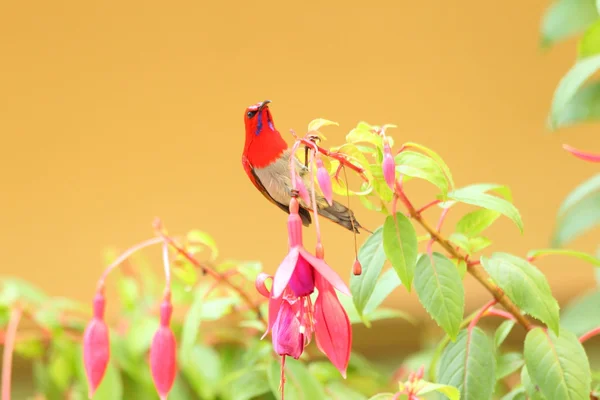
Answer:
xmin=468 ymin=299 xmax=498 ymax=331
xmin=485 ymin=308 xmax=517 ymax=321
xmin=416 ymin=199 xmax=441 ymax=214
xmin=2 ymin=307 xmax=22 ymax=400
xmin=298 ymin=138 xmax=368 ymax=180
xmin=579 ymin=327 xmax=600 ymax=344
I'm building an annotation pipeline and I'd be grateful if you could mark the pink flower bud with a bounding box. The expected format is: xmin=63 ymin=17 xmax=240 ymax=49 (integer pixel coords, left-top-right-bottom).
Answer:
xmin=294 ymin=174 xmax=311 ymax=205
xmin=316 ymin=159 xmax=333 ymax=206
xmin=150 ymin=298 xmax=177 ymax=400
xmin=352 ymin=259 xmax=362 ymax=276
xmin=83 ymin=292 xmax=110 ymax=399
xmin=382 ymin=143 xmax=396 ymax=191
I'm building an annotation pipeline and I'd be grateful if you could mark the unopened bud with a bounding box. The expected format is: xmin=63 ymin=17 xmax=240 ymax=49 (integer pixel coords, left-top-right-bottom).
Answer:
xmin=316 ymin=159 xmax=333 ymax=206
xmin=83 ymin=292 xmax=110 ymax=399
xmin=382 ymin=143 xmax=396 ymax=191
xmin=352 ymin=259 xmax=362 ymax=276
xmin=294 ymin=175 xmax=311 ymax=205
xmin=315 ymin=243 xmax=325 ymax=259
xmin=150 ymin=297 xmax=177 ymax=400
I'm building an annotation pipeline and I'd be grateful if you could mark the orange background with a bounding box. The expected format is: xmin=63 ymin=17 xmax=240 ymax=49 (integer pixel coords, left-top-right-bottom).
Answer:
xmin=1 ymin=0 xmax=598 ymax=356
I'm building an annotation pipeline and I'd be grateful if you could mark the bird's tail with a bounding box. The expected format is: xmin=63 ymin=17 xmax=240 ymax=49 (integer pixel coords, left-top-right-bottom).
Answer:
xmin=317 ymin=200 xmax=371 ymax=234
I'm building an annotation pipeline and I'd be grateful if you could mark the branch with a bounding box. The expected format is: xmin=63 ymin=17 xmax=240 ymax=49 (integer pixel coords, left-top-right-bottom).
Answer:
xmin=396 ymin=185 xmax=534 ymax=331
xmin=298 ymin=138 xmax=368 ymax=181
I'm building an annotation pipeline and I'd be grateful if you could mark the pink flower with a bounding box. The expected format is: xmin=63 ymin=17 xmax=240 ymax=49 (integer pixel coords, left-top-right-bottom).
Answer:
xmin=83 ymin=292 xmax=110 ymax=399
xmin=382 ymin=142 xmax=396 ymax=190
xmin=563 ymin=144 xmax=600 ymax=163
xmin=294 ymin=174 xmax=311 ymax=205
xmin=256 ymin=197 xmax=352 ymax=377
xmin=316 ymin=158 xmax=333 ymax=206
xmin=149 ymin=296 xmax=177 ymax=400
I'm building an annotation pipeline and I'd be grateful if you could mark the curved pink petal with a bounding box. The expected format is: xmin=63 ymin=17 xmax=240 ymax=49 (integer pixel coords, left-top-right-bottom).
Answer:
xmin=262 ymin=293 xmax=284 ymax=340
xmin=299 ymin=248 xmax=350 ymax=296
xmin=563 ymin=144 xmax=600 ymax=163
xmin=314 ymin=287 xmax=352 ymax=378
xmin=255 ymin=272 xmax=273 ymax=298
xmin=272 ymin=248 xmax=300 ymax=299
xmin=271 ymin=300 xmax=304 ymax=359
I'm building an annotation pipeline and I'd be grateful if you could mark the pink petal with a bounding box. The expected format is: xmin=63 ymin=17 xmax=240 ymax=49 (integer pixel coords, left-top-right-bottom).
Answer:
xmin=262 ymin=293 xmax=284 ymax=340
xmin=563 ymin=144 xmax=600 ymax=163
xmin=382 ymin=152 xmax=396 ymax=190
xmin=313 ymin=283 xmax=352 ymax=378
xmin=255 ymin=272 xmax=273 ymax=298
xmin=299 ymin=248 xmax=350 ymax=296
xmin=271 ymin=300 xmax=304 ymax=359
xmin=272 ymin=248 xmax=300 ymax=299
xmin=83 ymin=293 xmax=110 ymax=398
xmin=287 ymin=211 xmax=304 ymax=247
xmin=150 ymin=300 xmax=177 ymax=398
xmin=294 ymin=174 xmax=311 ymax=205
xmin=316 ymin=159 xmax=333 ymax=206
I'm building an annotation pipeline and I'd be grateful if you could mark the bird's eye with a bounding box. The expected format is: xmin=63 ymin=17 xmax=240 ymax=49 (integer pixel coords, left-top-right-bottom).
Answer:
xmin=247 ymin=110 xmax=257 ymax=118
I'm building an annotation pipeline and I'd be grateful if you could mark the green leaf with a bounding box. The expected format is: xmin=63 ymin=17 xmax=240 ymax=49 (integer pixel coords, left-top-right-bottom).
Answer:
xmin=180 ymin=287 xmax=205 ymax=359
xmin=524 ymin=327 xmax=591 ymax=400
xmin=415 ymin=381 xmax=460 ymax=400
xmin=350 ymin=226 xmax=386 ymax=316
xmin=481 ymin=253 xmax=560 ymax=334
xmin=187 ymin=229 xmax=219 ymax=261
xmin=521 ymin=366 xmax=546 ymax=399
xmin=325 ymin=381 xmax=368 ymax=400
xmin=308 ymin=118 xmax=338 ymax=136
xmin=527 ymin=248 xmax=600 ymax=266
xmin=14 ymin=337 xmax=44 ymax=359
xmin=200 ymin=297 xmax=239 ymax=320
xmin=550 ymin=81 xmax=600 ymax=128
xmin=438 ymin=327 xmax=496 ymax=399
xmin=496 ymin=352 xmax=525 ymax=380
xmin=552 ymin=173 xmax=600 ymax=246
xmin=448 ymin=233 xmax=471 ymax=255
xmin=395 ymin=151 xmax=449 ymax=195
xmin=126 ymin=317 xmax=159 ymax=357
xmin=268 ymin=357 xmax=326 ymax=400
xmin=366 ymin=394 xmax=396 ymax=400
xmin=182 ymin=344 xmax=222 ymax=400
xmin=173 ymin=260 xmax=198 ymax=287
xmin=456 ymin=209 xmax=501 ymax=237
xmin=469 ymin=237 xmax=492 ymax=253
xmin=560 ymin=290 xmax=600 ymax=336
xmin=580 ymin=20 xmax=600 ymax=58
xmin=91 ymin=361 xmax=124 ymax=400
xmin=540 ymin=0 xmax=598 ymax=48
xmin=414 ymin=253 xmax=464 ymax=340
xmin=225 ymin=368 xmax=272 ymax=400
xmin=401 ymin=142 xmax=454 ymax=190
xmin=443 ymin=185 xmax=523 ymax=233
xmin=550 ymin=54 xmax=600 ymax=129
xmin=494 ymin=320 xmax=516 ymax=348
xmin=382 ymin=213 xmax=418 ymax=291
xmin=0 ymin=278 xmax=47 ymax=307
xmin=117 ymin=276 xmax=139 ymax=311
xmin=500 ymin=386 xmax=527 ymax=400
xmin=363 ymin=268 xmax=402 ymax=314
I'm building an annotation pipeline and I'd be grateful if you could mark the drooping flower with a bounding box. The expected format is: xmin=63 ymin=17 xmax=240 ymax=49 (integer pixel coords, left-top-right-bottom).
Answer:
xmin=316 ymin=158 xmax=333 ymax=206
xmin=256 ymin=196 xmax=353 ymax=376
xmin=149 ymin=294 xmax=177 ymax=400
xmin=83 ymin=292 xmax=110 ymax=399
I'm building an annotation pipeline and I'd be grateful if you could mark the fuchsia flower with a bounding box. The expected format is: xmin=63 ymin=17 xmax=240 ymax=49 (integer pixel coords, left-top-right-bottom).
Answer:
xmin=83 ymin=292 xmax=110 ymax=399
xmin=382 ymin=140 xmax=396 ymax=190
xmin=256 ymin=197 xmax=352 ymax=377
xmin=563 ymin=144 xmax=600 ymax=163
xmin=316 ymin=158 xmax=334 ymax=206
xmin=149 ymin=293 xmax=177 ymax=400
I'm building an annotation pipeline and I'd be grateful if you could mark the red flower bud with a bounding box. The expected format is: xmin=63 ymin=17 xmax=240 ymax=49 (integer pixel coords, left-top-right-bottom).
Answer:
xmin=316 ymin=158 xmax=333 ymax=206
xmin=83 ymin=292 xmax=110 ymax=398
xmin=352 ymin=259 xmax=362 ymax=276
xmin=382 ymin=143 xmax=396 ymax=191
xmin=149 ymin=297 xmax=177 ymax=400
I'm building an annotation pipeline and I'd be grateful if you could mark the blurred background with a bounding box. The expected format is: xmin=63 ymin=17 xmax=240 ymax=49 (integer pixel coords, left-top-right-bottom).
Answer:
xmin=1 ymin=0 xmax=599 ymax=388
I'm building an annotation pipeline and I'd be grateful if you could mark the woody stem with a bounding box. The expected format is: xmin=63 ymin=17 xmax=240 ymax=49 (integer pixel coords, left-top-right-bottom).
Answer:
xmin=395 ymin=184 xmax=534 ymax=331
xmin=298 ymin=138 xmax=368 ymax=181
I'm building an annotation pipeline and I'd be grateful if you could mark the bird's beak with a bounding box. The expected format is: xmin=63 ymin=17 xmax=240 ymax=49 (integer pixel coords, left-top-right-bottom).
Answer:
xmin=258 ymin=100 xmax=271 ymax=110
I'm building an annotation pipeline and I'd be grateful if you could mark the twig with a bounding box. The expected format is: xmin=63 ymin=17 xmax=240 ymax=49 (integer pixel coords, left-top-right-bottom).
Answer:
xmin=468 ymin=299 xmax=497 ymax=330
xmin=298 ymin=138 xmax=368 ymax=180
xmin=579 ymin=327 xmax=600 ymax=344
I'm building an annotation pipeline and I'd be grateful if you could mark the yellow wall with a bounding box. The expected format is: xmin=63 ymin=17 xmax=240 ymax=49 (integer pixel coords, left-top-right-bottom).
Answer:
xmin=1 ymin=1 xmax=598 ymax=327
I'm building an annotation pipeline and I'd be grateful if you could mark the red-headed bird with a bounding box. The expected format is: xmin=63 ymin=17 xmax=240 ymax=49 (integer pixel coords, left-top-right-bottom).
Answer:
xmin=241 ymin=100 xmax=366 ymax=233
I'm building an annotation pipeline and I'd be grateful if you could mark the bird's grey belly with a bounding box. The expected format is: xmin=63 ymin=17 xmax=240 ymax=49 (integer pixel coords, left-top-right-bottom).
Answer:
xmin=253 ymin=150 xmax=308 ymax=206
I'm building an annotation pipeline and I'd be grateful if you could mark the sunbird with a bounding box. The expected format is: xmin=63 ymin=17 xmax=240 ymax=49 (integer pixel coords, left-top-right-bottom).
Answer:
xmin=241 ymin=100 xmax=365 ymax=233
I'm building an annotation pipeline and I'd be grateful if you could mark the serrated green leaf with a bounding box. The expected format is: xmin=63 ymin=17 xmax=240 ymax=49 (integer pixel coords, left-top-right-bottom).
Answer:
xmin=560 ymin=290 xmax=600 ymax=336
xmin=173 ymin=260 xmax=198 ymax=287
xmin=481 ymin=253 xmax=560 ymax=334
xmin=550 ymin=54 xmax=600 ymax=129
xmin=521 ymin=366 xmax=546 ymax=399
xmin=540 ymin=0 xmax=598 ymax=48
xmin=382 ymin=213 xmax=418 ymax=291
xmin=414 ymin=253 xmax=464 ymax=340
xmin=580 ymin=20 xmax=600 ymax=59
xmin=416 ymin=381 xmax=460 ymax=400
xmin=527 ymin=248 xmax=600 ymax=266
xmin=401 ymin=142 xmax=454 ymax=190
xmin=551 ymin=81 xmax=600 ymax=128
xmin=448 ymin=232 xmax=471 ymax=255
xmin=394 ymin=151 xmax=449 ymax=195
xmin=456 ymin=209 xmax=501 ymax=237
xmin=494 ymin=320 xmax=516 ymax=348
xmin=496 ymin=352 xmax=524 ymax=380
xmin=268 ymin=357 xmax=326 ymax=400
xmin=469 ymin=237 xmax=492 ymax=253
xmin=524 ymin=327 xmax=591 ymax=400
xmin=182 ymin=344 xmax=222 ymax=400
xmin=438 ymin=327 xmax=496 ymax=399
xmin=552 ymin=174 xmax=600 ymax=246
xmin=308 ymin=118 xmax=338 ymax=134
xmin=443 ymin=185 xmax=523 ymax=233
xmin=187 ymin=229 xmax=219 ymax=260
xmin=350 ymin=226 xmax=386 ymax=316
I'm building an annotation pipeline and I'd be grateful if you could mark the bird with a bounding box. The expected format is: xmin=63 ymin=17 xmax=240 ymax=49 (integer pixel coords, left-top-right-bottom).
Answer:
xmin=241 ymin=99 xmax=366 ymax=233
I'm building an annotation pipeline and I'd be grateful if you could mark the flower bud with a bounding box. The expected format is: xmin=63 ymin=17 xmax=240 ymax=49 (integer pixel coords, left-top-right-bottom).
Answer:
xmin=294 ymin=174 xmax=311 ymax=205
xmin=83 ymin=292 xmax=110 ymax=399
xmin=316 ymin=159 xmax=333 ymax=206
xmin=382 ymin=143 xmax=396 ymax=191
xmin=149 ymin=298 xmax=177 ymax=400
xmin=352 ymin=259 xmax=362 ymax=276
